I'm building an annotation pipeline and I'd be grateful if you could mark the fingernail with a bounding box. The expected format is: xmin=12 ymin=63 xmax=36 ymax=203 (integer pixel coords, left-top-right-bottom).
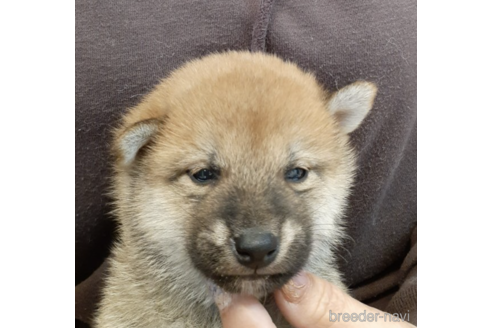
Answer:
xmin=282 ymin=271 xmax=308 ymax=303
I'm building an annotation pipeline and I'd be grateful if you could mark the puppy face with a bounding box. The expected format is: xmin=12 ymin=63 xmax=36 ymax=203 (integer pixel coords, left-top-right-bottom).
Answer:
xmin=112 ymin=52 xmax=376 ymax=297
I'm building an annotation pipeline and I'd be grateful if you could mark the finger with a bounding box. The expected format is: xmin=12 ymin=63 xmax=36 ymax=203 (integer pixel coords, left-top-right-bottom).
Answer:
xmin=274 ymin=271 xmax=415 ymax=328
xmin=215 ymin=292 xmax=277 ymax=328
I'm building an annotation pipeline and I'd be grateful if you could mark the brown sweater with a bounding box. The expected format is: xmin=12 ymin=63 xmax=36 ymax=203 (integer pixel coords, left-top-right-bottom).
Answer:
xmin=76 ymin=0 xmax=417 ymax=326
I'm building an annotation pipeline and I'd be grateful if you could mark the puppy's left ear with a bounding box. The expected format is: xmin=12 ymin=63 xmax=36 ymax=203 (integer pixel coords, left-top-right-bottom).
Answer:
xmin=327 ymin=81 xmax=377 ymax=134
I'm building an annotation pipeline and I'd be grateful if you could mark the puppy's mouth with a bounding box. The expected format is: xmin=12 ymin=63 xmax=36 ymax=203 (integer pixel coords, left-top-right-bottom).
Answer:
xmin=209 ymin=272 xmax=295 ymax=296
xmin=229 ymin=274 xmax=272 ymax=281
xmin=214 ymin=273 xmax=282 ymax=281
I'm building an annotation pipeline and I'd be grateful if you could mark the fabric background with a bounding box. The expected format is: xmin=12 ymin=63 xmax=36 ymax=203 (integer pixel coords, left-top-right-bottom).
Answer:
xmin=76 ymin=0 xmax=417 ymax=326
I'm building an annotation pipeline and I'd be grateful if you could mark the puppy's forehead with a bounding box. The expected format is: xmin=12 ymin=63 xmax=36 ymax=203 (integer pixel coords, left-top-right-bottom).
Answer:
xmin=165 ymin=93 xmax=333 ymax=171
xmin=153 ymin=53 xmax=342 ymax=170
xmin=178 ymin=83 xmax=330 ymax=141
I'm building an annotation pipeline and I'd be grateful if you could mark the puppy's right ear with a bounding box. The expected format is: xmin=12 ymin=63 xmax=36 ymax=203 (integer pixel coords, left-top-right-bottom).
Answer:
xmin=113 ymin=118 xmax=162 ymax=167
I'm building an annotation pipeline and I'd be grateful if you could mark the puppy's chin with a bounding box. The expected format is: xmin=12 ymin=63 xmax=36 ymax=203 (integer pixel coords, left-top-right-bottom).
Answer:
xmin=210 ymin=273 xmax=294 ymax=298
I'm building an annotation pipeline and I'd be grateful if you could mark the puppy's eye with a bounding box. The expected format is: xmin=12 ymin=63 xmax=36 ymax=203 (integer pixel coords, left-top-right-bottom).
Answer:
xmin=285 ymin=168 xmax=308 ymax=182
xmin=190 ymin=169 xmax=216 ymax=184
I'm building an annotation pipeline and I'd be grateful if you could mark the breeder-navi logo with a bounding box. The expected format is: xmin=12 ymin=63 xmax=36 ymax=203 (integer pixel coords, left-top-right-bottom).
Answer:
xmin=329 ymin=310 xmax=411 ymax=323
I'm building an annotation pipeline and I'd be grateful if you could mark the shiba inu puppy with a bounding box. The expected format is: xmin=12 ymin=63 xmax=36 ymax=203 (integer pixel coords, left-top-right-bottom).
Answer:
xmin=95 ymin=51 xmax=377 ymax=328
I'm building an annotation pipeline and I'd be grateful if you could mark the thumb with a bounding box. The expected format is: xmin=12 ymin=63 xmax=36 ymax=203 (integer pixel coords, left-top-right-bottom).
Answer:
xmin=215 ymin=290 xmax=276 ymax=328
xmin=274 ymin=271 xmax=414 ymax=328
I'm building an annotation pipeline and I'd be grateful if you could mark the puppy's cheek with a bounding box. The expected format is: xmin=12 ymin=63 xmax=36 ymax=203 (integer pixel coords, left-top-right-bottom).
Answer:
xmin=207 ymin=221 xmax=231 ymax=248
xmin=190 ymin=233 xmax=231 ymax=277
xmin=282 ymin=229 xmax=312 ymax=272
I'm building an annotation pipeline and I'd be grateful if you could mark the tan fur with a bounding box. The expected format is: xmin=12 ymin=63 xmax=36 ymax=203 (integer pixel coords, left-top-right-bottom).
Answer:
xmin=95 ymin=51 xmax=377 ymax=328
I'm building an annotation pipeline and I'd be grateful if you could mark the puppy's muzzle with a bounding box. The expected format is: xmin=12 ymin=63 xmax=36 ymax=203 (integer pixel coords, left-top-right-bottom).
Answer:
xmin=233 ymin=228 xmax=278 ymax=269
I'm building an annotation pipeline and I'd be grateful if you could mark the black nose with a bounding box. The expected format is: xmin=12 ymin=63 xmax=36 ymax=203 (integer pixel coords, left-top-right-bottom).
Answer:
xmin=233 ymin=230 xmax=278 ymax=269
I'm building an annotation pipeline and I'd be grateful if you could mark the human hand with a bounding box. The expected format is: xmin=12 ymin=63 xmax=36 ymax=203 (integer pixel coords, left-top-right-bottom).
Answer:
xmin=215 ymin=271 xmax=415 ymax=328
